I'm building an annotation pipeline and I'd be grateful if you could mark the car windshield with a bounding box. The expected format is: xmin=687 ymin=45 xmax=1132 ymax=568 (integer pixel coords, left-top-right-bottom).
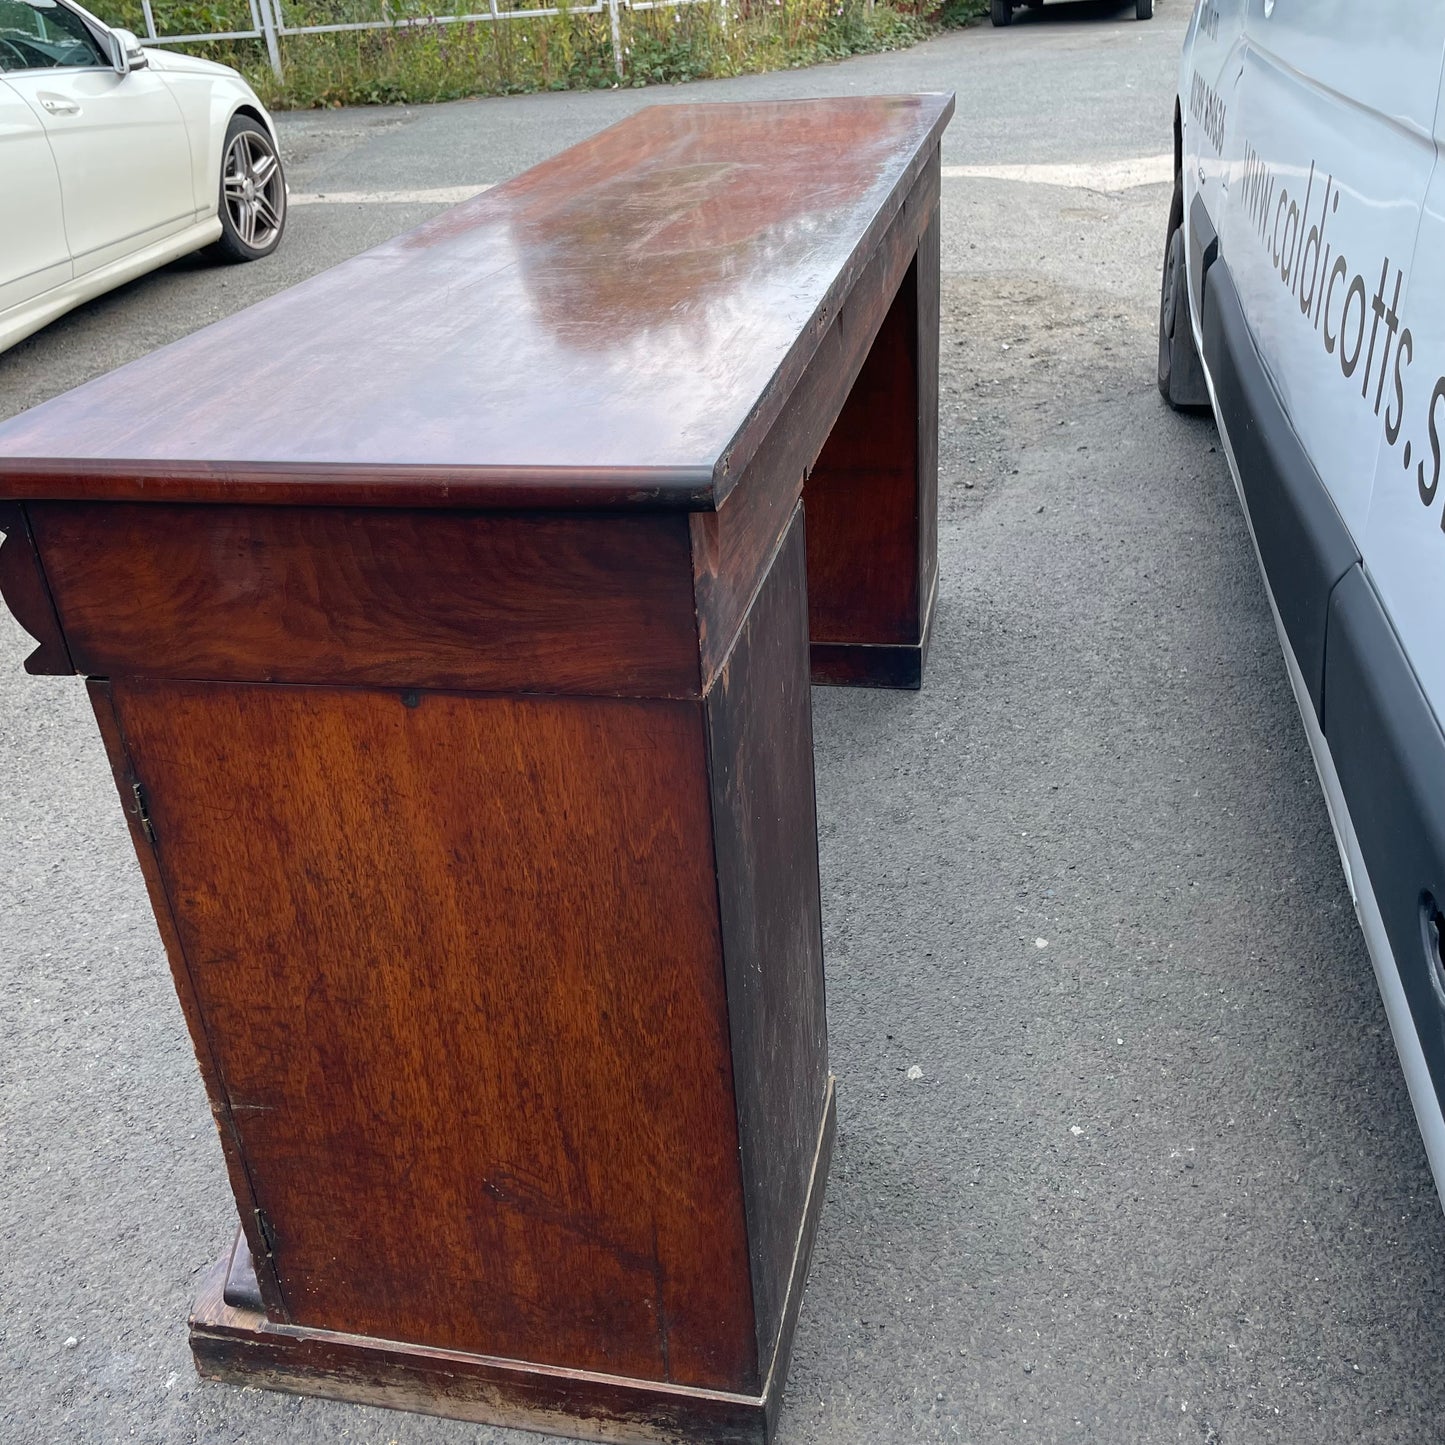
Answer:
xmin=0 ymin=0 xmax=105 ymax=70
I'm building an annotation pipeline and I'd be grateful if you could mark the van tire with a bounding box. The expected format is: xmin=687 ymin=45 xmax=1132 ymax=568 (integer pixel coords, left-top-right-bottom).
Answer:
xmin=991 ymin=0 xmax=1012 ymax=24
xmin=1137 ymin=0 xmax=1153 ymax=16
xmin=1158 ymin=189 xmax=1211 ymax=412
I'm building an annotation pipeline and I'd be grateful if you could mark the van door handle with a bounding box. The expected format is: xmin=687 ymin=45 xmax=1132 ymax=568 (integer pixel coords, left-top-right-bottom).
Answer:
xmin=1423 ymin=892 xmax=1445 ymax=1011
xmin=38 ymin=94 xmax=81 ymax=116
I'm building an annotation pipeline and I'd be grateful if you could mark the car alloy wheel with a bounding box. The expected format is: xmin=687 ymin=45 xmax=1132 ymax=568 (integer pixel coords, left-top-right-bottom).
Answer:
xmin=222 ymin=126 xmax=285 ymax=253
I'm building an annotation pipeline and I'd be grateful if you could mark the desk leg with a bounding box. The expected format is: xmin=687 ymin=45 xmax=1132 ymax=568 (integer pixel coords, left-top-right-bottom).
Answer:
xmin=804 ymin=204 xmax=940 ymax=689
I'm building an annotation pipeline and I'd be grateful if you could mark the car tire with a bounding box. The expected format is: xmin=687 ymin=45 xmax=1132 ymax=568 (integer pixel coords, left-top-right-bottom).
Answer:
xmin=211 ymin=112 xmax=286 ymax=264
xmin=1158 ymin=188 xmax=1210 ymax=412
xmin=1136 ymin=0 xmax=1153 ymax=16
xmin=991 ymin=0 xmax=1013 ymax=25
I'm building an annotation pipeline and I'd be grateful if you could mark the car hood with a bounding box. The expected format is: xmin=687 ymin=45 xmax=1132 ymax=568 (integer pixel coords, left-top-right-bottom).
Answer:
xmin=142 ymin=48 xmax=240 ymax=79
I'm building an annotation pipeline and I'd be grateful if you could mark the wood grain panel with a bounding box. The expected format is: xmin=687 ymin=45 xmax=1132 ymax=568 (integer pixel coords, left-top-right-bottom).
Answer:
xmin=805 ymin=167 xmax=942 ymax=689
xmin=691 ymin=155 xmax=939 ymax=686
xmin=106 ymin=679 xmax=756 ymax=1390
xmin=803 ymin=244 xmax=921 ymax=648
xmin=705 ymin=509 xmax=828 ymax=1370
xmin=87 ymin=680 xmax=289 ymax=1319
xmin=31 ymin=504 xmax=701 ymax=697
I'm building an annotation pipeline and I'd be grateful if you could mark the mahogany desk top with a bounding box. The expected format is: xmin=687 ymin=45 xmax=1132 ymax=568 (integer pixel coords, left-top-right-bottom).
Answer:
xmin=0 ymin=94 xmax=953 ymax=511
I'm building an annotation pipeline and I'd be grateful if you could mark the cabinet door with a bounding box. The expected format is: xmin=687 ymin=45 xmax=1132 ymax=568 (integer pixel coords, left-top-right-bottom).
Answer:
xmin=1 ymin=0 xmax=194 ymax=277
xmin=1219 ymin=0 xmax=1445 ymax=540
xmin=95 ymin=674 xmax=757 ymax=1385
xmin=0 ymin=75 xmax=68 ymax=313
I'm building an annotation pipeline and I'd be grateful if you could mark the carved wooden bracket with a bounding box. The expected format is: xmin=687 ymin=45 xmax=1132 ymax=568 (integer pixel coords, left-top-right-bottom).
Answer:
xmin=0 ymin=502 xmax=74 ymax=675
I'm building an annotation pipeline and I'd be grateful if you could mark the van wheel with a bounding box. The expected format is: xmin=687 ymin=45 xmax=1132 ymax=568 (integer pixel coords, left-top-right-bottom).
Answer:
xmin=1158 ymin=190 xmax=1210 ymax=412
xmin=991 ymin=0 xmax=1012 ymax=24
xmin=1137 ymin=0 xmax=1153 ymax=15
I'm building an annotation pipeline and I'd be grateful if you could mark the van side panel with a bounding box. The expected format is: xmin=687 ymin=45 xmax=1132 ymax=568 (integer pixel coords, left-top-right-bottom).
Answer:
xmin=1215 ymin=5 xmax=1445 ymax=539
xmin=1179 ymin=0 xmax=1245 ymax=326
xmin=1202 ymin=260 xmax=1357 ymax=718
xmin=1358 ymin=110 xmax=1445 ymax=742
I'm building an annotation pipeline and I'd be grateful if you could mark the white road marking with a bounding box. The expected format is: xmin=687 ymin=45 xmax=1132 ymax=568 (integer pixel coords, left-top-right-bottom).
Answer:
xmin=287 ymin=155 xmax=1172 ymax=208
xmin=288 ymin=184 xmax=494 ymax=206
xmin=940 ymin=153 xmax=1172 ymax=192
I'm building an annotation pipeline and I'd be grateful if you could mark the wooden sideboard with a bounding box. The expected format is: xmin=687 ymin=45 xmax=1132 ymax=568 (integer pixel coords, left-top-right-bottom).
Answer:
xmin=0 ymin=93 xmax=952 ymax=1443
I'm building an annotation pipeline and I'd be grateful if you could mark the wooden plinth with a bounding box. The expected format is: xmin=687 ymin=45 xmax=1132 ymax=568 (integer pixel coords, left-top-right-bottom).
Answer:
xmin=190 ymin=1083 xmax=835 ymax=1444
xmin=810 ymin=571 xmax=939 ymax=690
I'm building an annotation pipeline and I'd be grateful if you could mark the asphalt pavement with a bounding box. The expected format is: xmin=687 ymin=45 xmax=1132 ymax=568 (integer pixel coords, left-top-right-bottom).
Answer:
xmin=5 ymin=2 xmax=1445 ymax=1442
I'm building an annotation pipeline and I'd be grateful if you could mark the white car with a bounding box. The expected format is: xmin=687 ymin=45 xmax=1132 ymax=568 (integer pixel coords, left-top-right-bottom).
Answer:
xmin=1162 ymin=1 xmax=1445 ymax=1199
xmin=1 ymin=0 xmax=285 ymax=354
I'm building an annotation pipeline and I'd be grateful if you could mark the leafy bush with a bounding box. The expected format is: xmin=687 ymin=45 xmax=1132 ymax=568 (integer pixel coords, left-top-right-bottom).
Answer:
xmin=935 ymin=0 xmax=987 ymax=23
xmin=87 ymin=0 xmax=965 ymax=108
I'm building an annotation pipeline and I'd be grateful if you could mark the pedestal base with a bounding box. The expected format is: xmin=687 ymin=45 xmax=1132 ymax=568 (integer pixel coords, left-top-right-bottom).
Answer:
xmin=189 ymin=1080 xmax=835 ymax=1445
xmin=809 ymin=575 xmax=937 ymax=691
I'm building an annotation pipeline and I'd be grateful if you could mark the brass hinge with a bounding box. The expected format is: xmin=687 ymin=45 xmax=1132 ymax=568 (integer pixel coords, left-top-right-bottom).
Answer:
xmin=130 ymin=781 xmax=156 ymax=847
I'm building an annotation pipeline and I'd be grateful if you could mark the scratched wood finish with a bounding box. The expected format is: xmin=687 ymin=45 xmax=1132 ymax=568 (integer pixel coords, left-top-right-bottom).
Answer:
xmin=105 ymin=678 xmax=757 ymax=1390
xmin=31 ymin=503 xmax=701 ymax=697
xmin=691 ymin=156 xmax=940 ymax=688
xmin=189 ymin=1252 xmax=772 ymax=1445
xmin=806 ymin=197 xmax=941 ymax=689
xmin=0 ymin=96 xmax=954 ymax=511
xmin=704 ymin=509 xmax=828 ymax=1372
xmin=192 ymin=1081 xmax=835 ymax=1444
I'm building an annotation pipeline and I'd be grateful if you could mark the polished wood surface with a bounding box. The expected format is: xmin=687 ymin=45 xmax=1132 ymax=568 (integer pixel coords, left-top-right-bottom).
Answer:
xmin=0 ymin=95 xmax=953 ymax=511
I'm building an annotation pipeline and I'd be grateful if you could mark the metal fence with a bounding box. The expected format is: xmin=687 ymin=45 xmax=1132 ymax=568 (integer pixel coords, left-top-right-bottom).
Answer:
xmin=134 ymin=0 xmax=712 ymax=81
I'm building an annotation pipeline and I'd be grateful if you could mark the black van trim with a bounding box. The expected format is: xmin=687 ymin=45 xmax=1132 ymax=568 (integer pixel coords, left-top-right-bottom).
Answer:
xmin=1188 ymin=190 xmax=1219 ymax=311
xmin=1324 ymin=566 xmax=1445 ymax=1119
xmin=1201 ymin=258 xmax=1360 ymax=721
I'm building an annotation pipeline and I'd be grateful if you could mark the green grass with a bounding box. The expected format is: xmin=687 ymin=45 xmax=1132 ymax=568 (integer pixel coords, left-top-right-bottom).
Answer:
xmin=93 ymin=0 xmax=987 ymax=109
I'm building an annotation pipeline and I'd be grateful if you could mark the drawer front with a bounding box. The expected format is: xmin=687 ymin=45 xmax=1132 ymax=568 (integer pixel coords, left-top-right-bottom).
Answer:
xmin=29 ymin=502 xmax=702 ymax=697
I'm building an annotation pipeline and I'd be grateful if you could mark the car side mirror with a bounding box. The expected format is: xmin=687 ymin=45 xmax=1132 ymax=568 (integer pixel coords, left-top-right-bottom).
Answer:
xmin=107 ymin=28 xmax=148 ymax=74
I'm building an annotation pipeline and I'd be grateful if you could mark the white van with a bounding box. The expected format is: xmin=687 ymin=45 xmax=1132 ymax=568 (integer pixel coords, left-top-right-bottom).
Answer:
xmin=1161 ymin=0 xmax=1445 ymax=1201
